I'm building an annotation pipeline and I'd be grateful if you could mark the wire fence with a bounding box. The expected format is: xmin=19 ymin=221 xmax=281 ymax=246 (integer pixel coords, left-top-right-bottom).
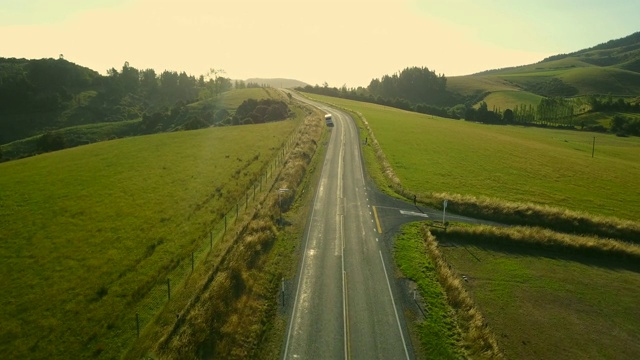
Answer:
xmin=98 ymin=126 xmax=303 ymax=358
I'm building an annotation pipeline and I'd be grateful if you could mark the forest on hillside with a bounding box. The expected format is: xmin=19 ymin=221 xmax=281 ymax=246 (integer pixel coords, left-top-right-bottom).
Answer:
xmin=0 ymin=57 xmax=291 ymax=161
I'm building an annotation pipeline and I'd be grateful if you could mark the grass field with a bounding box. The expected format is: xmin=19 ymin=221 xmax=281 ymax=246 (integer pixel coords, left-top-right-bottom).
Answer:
xmin=190 ymin=87 xmax=283 ymax=111
xmin=0 ymin=119 xmax=299 ymax=358
xmin=476 ymin=90 xmax=543 ymax=110
xmin=557 ymin=67 xmax=640 ymax=95
xmin=438 ymin=226 xmax=640 ymax=359
xmin=305 ymin=94 xmax=640 ymax=220
xmin=446 ymin=75 xmax=518 ymax=96
xmin=447 ymin=57 xmax=640 ymax=95
xmin=452 ymin=59 xmax=640 ymax=97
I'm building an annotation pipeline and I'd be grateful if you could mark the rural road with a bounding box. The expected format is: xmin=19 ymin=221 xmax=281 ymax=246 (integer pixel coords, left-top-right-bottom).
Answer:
xmin=282 ymin=93 xmax=414 ymax=359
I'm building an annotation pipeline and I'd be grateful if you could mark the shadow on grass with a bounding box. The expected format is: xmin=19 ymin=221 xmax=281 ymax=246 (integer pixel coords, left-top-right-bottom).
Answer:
xmin=437 ymin=232 xmax=640 ymax=274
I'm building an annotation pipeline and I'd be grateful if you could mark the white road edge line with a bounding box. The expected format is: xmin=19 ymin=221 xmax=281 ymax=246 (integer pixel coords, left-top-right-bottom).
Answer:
xmin=379 ymin=250 xmax=410 ymax=360
xmin=282 ymin=187 xmax=318 ymax=359
xmin=341 ymin=216 xmax=348 ymax=360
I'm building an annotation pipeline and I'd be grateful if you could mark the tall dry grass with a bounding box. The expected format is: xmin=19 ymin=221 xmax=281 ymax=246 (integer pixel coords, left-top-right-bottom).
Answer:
xmin=438 ymin=224 xmax=640 ymax=263
xmin=431 ymin=192 xmax=640 ymax=243
xmin=420 ymin=224 xmax=503 ymax=359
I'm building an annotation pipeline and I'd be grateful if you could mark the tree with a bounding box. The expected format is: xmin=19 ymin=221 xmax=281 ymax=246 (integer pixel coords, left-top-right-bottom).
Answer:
xmin=206 ymin=68 xmax=231 ymax=96
xmin=140 ymin=69 xmax=158 ymax=96
xmin=464 ymin=107 xmax=477 ymax=121
xmin=120 ymin=61 xmax=140 ymax=94
xmin=503 ymin=108 xmax=514 ymax=123
xmin=37 ymin=132 xmax=65 ymax=153
xmin=183 ymin=116 xmax=208 ymax=130
xmin=610 ymin=115 xmax=628 ymax=134
xmin=367 ymin=66 xmax=447 ymax=105
xmin=214 ymin=109 xmax=229 ymax=123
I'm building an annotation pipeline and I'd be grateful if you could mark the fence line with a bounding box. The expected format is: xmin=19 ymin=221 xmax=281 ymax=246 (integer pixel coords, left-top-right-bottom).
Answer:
xmin=99 ymin=126 xmax=303 ymax=358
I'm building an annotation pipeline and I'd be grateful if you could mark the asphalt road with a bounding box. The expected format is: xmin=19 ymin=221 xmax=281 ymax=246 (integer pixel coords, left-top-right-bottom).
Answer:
xmin=282 ymin=94 xmax=413 ymax=360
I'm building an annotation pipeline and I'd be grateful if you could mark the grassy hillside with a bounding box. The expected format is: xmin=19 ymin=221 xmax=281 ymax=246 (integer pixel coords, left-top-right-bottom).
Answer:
xmin=447 ymin=75 xmax=519 ymax=96
xmin=306 ymin=94 xmax=640 ymax=220
xmin=476 ymin=90 xmax=543 ymax=110
xmin=189 ymin=87 xmax=281 ymax=111
xmin=449 ymin=32 xmax=640 ymax=117
xmin=245 ymin=78 xmax=309 ymax=89
xmin=0 ymin=119 xmax=299 ymax=359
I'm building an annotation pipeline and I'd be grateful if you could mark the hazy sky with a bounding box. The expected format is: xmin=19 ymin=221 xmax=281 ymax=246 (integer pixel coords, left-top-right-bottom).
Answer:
xmin=1 ymin=0 xmax=638 ymax=87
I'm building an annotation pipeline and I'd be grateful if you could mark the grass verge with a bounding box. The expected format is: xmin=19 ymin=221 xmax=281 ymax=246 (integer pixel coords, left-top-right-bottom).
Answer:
xmin=419 ymin=224 xmax=502 ymax=358
xmin=394 ymin=223 xmax=466 ymax=359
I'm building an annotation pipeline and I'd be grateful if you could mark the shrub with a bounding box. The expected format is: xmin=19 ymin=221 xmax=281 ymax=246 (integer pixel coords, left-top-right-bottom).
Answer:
xmin=214 ymin=109 xmax=230 ymax=123
xmin=36 ymin=132 xmax=65 ymax=153
xmin=183 ymin=117 xmax=209 ymax=130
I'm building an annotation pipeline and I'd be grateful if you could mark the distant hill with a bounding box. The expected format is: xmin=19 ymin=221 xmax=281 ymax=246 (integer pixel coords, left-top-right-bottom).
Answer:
xmin=0 ymin=57 xmax=210 ymax=145
xmin=245 ymin=78 xmax=309 ymax=88
xmin=0 ymin=57 xmax=101 ymax=143
xmin=448 ymin=32 xmax=640 ymax=100
xmin=0 ymin=56 xmax=294 ymax=160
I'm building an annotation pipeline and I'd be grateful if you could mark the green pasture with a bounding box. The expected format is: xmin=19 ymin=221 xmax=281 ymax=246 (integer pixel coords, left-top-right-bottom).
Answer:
xmin=307 ymin=94 xmax=640 ymax=220
xmin=454 ymin=56 xmax=640 ymax=97
xmin=446 ymin=75 xmax=517 ymax=96
xmin=486 ymin=57 xmax=592 ymax=76
xmin=575 ymin=111 xmax=640 ymax=128
xmin=476 ymin=91 xmax=543 ymax=111
xmin=557 ymin=67 xmax=640 ymax=95
xmin=0 ymin=119 xmax=298 ymax=358
xmin=190 ymin=87 xmax=283 ymax=111
xmin=439 ymin=231 xmax=640 ymax=359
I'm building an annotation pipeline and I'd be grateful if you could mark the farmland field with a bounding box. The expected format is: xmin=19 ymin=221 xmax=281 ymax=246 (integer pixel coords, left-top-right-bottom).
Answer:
xmin=438 ymin=229 xmax=640 ymax=359
xmin=190 ymin=87 xmax=282 ymax=110
xmin=0 ymin=118 xmax=299 ymax=358
xmin=478 ymin=90 xmax=543 ymax=111
xmin=447 ymin=75 xmax=518 ymax=96
xmin=305 ymin=94 xmax=640 ymax=220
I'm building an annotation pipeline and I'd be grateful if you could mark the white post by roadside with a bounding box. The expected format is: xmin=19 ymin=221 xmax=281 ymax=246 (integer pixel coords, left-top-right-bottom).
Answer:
xmin=442 ymin=199 xmax=448 ymax=225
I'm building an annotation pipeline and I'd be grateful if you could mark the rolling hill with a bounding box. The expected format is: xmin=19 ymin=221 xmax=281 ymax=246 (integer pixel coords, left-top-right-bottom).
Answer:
xmin=244 ymin=78 xmax=309 ymax=88
xmin=448 ymin=31 xmax=640 ymax=109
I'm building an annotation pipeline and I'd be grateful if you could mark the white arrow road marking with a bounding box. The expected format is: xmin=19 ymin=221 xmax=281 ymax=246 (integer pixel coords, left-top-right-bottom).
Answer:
xmin=399 ymin=210 xmax=429 ymax=218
